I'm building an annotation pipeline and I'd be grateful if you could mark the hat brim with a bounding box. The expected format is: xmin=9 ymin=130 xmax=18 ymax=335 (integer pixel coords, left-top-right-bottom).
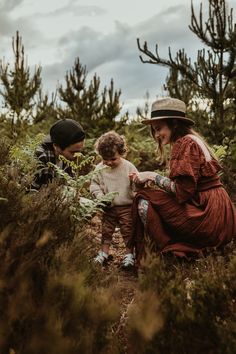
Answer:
xmin=142 ymin=116 xmax=195 ymax=125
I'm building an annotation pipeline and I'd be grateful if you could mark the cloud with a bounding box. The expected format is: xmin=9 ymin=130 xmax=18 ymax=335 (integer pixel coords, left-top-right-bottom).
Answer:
xmin=50 ymin=3 xmax=106 ymax=17
xmin=57 ymin=23 xmax=131 ymax=71
xmin=0 ymin=0 xmax=44 ymax=50
xmin=0 ymin=0 xmax=25 ymax=12
xmin=43 ymin=3 xmax=196 ymax=107
xmin=32 ymin=3 xmax=106 ymax=18
xmin=135 ymin=5 xmax=196 ymax=53
xmin=0 ymin=13 xmax=14 ymax=35
xmin=56 ymin=3 xmax=196 ymax=71
xmin=0 ymin=0 xmax=210 ymax=115
xmin=0 ymin=0 xmax=24 ymax=36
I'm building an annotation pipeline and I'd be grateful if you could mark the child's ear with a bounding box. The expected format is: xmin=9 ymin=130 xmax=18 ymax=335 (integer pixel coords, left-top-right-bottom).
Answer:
xmin=122 ymin=148 xmax=127 ymax=156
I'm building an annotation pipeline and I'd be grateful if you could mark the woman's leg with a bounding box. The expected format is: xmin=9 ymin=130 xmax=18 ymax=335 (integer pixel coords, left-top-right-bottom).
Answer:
xmin=137 ymin=198 xmax=149 ymax=225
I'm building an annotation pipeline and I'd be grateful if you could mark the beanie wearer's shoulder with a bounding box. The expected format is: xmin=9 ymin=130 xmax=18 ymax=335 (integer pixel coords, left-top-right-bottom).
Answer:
xmin=35 ymin=139 xmax=55 ymax=164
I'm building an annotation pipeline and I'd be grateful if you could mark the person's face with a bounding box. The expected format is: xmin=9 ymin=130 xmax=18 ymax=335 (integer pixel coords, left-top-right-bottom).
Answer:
xmin=151 ymin=121 xmax=172 ymax=146
xmin=102 ymin=151 xmax=122 ymax=169
xmin=55 ymin=141 xmax=84 ymax=161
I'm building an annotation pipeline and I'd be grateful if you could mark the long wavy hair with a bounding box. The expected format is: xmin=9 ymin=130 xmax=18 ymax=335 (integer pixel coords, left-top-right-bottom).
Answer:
xmin=150 ymin=118 xmax=215 ymax=163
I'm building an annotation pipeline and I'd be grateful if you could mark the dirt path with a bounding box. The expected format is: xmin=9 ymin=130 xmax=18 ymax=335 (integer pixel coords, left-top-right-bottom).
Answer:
xmin=88 ymin=215 xmax=139 ymax=352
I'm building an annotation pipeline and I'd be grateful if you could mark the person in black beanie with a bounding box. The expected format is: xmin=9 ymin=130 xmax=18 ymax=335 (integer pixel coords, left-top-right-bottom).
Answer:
xmin=31 ymin=119 xmax=85 ymax=190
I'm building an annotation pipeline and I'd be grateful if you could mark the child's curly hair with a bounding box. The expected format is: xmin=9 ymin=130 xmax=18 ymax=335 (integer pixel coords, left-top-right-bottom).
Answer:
xmin=95 ymin=131 xmax=127 ymax=159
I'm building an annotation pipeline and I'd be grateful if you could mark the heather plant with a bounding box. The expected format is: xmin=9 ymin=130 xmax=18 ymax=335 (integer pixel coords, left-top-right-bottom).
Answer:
xmin=127 ymin=247 xmax=236 ymax=354
xmin=0 ymin=137 xmax=120 ymax=354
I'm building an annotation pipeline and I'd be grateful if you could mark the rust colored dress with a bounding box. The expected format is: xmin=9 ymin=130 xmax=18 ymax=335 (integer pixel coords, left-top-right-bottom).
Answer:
xmin=130 ymin=135 xmax=236 ymax=259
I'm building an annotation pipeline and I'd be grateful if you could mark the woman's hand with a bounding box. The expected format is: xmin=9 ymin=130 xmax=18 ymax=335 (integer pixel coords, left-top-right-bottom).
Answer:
xmin=129 ymin=171 xmax=157 ymax=185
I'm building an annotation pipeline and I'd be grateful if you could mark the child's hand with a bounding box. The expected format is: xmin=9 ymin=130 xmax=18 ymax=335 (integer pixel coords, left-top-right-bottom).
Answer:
xmin=129 ymin=171 xmax=157 ymax=184
xmin=129 ymin=172 xmax=138 ymax=182
xmin=129 ymin=172 xmax=143 ymax=188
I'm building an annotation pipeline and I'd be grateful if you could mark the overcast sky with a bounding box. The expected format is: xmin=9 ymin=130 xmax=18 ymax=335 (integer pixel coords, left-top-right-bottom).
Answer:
xmin=0 ymin=0 xmax=235 ymax=116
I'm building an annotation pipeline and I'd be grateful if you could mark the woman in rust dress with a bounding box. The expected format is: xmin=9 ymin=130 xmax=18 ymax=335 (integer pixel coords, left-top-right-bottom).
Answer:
xmin=129 ymin=97 xmax=236 ymax=261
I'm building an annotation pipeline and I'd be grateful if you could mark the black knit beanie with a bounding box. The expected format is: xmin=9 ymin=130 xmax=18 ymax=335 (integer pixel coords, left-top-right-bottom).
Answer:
xmin=50 ymin=119 xmax=85 ymax=150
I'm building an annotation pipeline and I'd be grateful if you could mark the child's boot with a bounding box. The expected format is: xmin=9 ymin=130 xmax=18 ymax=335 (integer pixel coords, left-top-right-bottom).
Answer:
xmin=120 ymin=253 xmax=135 ymax=270
xmin=94 ymin=250 xmax=109 ymax=265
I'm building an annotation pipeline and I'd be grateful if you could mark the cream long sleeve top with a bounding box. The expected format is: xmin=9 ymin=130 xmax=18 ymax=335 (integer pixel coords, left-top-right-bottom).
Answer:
xmin=90 ymin=158 xmax=138 ymax=206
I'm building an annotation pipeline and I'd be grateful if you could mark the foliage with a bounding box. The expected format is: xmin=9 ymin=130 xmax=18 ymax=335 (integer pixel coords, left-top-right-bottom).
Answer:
xmin=120 ymin=120 xmax=163 ymax=171
xmin=0 ymin=31 xmax=42 ymax=140
xmin=127 ymin=246 xmax=236 ymax=354
xmin=58 ymin=58 xmax=127 ymax=137
xmin=0 ymin=31 xmax=59 ymax=143
xmin=0 ymin=9 xmax=235 ymax=352
xmin=136 ymin=91 xmax=151 ymax=120
xmin=33 ymin=89 xmax=58 ymax=124
xmin=216 ymin=138 xmax=236 ymax=195
xmin=49 ymin=154 xmax=118 ymax=222
xmin=0 ymin=137 xmax=120 ymax=354
xmin=10 ymin=133 xmax=44 ymax=172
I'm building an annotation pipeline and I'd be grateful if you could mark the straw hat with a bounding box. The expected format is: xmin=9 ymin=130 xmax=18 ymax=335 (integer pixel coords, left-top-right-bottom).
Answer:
xmin=142 ymin=97 xmax=194 ymax=125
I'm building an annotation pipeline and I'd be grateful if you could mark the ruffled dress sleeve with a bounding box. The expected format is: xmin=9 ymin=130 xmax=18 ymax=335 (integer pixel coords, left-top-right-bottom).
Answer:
xmin=169 ymin=136 xmax=221 ymax=203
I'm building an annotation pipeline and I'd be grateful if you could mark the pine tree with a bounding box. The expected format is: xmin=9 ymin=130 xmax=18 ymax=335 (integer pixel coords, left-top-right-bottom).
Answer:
xmin=34 ymin=89 xmax=58 ymax=124
xmin=137 ymin=0 xmax=236 ymax=144
xmin=0 ymin=31 xmax=42 ymax=139
xmin=58 ymin=58 xmax=124 ymax=137
xmin=136 ymin=91 xmax=151 ymax=120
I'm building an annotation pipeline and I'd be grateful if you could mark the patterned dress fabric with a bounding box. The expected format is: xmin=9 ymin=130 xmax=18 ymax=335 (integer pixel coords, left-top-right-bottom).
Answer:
xmin=129 ymin=135 xmax=236 ymax=259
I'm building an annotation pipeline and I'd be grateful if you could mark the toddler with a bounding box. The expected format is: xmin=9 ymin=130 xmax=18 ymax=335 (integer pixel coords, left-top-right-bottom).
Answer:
xmin=90 ymin=131 xmax=138 ymax=269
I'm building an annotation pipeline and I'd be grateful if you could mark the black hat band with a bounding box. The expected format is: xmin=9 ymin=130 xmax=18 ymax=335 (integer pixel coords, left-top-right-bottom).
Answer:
xmin=151 ymin=110 xmax=186 ymax=118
